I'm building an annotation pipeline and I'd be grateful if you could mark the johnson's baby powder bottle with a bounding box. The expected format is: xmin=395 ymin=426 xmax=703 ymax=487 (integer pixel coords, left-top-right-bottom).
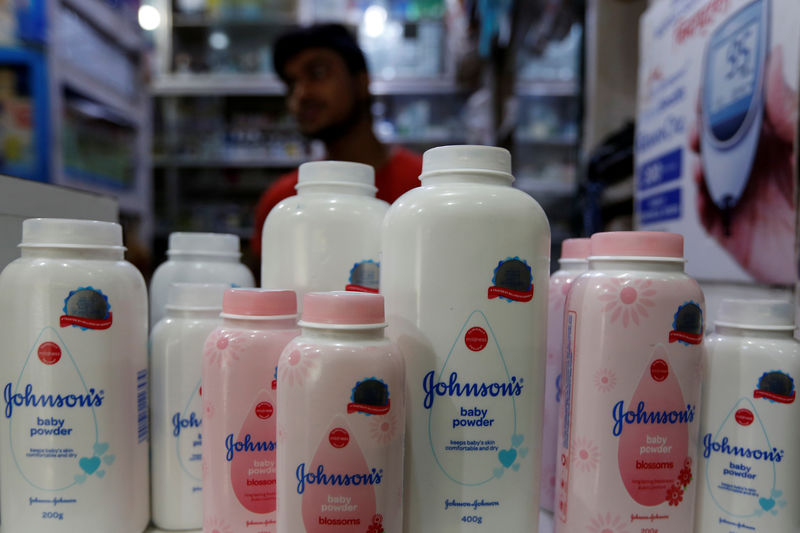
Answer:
xmin=276 ymin=291 xmax=405 ymax=533
xmin=541 ymin=237 xmax=590 ymax=513
xmin=202 ymin=288 xmax=299 ymax=533
xmin=261 ymin=161 xmax=389 ymax=305
xmin=381 ymin=145 xmax=550 ymax=531
xmin=150 ymin=282 xmax=227 ymax=530
xmin=696 ymin=299 xmax=800 ymax=533
xmin=150 ymin=232 xmax=255 ymax=328
xmin=0 ymin=218 xmax=149 ymax=532
xmin=555 ymin=231 xmax=704 ymax=533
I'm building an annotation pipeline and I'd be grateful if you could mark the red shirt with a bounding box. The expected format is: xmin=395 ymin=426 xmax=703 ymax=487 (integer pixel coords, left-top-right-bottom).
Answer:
xmin=251 ymin=146 xmax=423 ymax=256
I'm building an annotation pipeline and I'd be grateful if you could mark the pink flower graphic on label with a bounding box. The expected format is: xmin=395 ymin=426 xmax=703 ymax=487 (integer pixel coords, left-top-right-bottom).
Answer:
xmin=666 ymin=482 xmax=684 ymax=506
xmin=586 ymin=512 xmax=630 ymax=533
xmin=279 ymin=349 xmax=319 ymax=387
xmin=369 ymin=413 xmax=398 ymax=444
xmin=203 ymin=330 xmax=246 ymax=368
xmin=678 ymin=465 xmax=693 ymax=487
xmin=204 ymin=516 xmax=234 ymax=533
xmin=598 ymin=278 xmax=657 ymax=327
xmin=593 ymin=368 xmax=617 ymax=393
xmin=366 ymin=513 xmax=384 ymax=533
xmin=572 ymin=436 xmax=600 ymax=473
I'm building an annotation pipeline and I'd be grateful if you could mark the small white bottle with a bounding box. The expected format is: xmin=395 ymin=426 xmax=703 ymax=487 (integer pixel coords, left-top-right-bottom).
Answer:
xmin=261 ymin=161 xmax=389 ymax=307
xmin=150 ymin=232 xmax=255 ymax=328
xmin=696 ymin=299 xmax=800 ymax=533
xmin=382 ymin=145 xmax=550 ymax=532
xmin=150 ymin=282 xmax=227 ymax=530
xmin=276 ymin=291 xmax=406 ymax=533
xmin=0 ymin=218 xmax=149 ymax=532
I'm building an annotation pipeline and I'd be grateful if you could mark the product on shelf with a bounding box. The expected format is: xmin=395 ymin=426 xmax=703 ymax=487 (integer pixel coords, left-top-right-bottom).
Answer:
xmin=276 ymin=291 xmax=405 ymax=533
xmin=261 ymin=161 xmax=387 ymax=307
xmin=149 ymin=231 xmax=255 ymax=328
xmin=0 ymin=218 xmax=149 ymax=532
xmin=696 ymin=298 xmax=800 ymax=532
xmin=541 ymin=237 xmax=590 ymax=514
xmin=202 ymin=288 xmax=299 ymax=533
xmin=150 ymin=282 xmax=227 ymax=530
xmin=382 ymin=145 xmax=551 ymax=530
xmin=555 ymin=231 xmax=705 ymax=532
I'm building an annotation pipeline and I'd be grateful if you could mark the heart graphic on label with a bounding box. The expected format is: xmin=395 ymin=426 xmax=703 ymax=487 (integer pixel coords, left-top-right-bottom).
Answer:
xmin=93 ymin=442 xmax=109 ymax=456
xmin=79 ymin=456 xmax=101 ymax=475
xmin=759 ymin=498 xmax=776 ymax=511
xmin=498 ymin=448 xmax=517 ymax=468
xmin=74 ymin=474 xmax=87 ymax=484
xmin=493 ymin=467 xmax=504 ymax=479
xmin=772 ymin=489 xmax=783 ymax=498
xmin=103 ymin=454 xmax=116 ymax=465
xmin=511 ymin=463 xmax=520 ymax=472
xmin=96 ymin=470 xmax=106 ymax=479
xmin=518 ymin=447 xmax=529 ymax=458
xmin=511 ymin=434 xmax=524 ymax=447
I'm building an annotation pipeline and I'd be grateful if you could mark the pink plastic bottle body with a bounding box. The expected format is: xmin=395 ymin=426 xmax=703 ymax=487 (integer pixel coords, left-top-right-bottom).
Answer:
xmin=276 ymin=337 xmax=405 ymax=533
xmin=555 ymin=263 xmax=704 ymax=532
xmin=202 ymin=320 xmax=299 ymax=533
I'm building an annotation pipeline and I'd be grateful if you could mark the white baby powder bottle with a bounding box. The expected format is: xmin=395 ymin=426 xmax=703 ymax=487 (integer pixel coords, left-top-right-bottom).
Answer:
xmin=150 ymin=232 xmax=255 ymax=328
xmin=150 ymin=282 xmax=227 ymax=530
xmin=261 ymin=161 xmax=389 ymax=306
xmin=0 ymin=218 xmax=149 ymax=532
xmin=555 ymin=231 xmax=705 ymax=533
xmin=381 ymin=145 xmax=550 ymax=532
xmin=696 ymin=299 xmax=800 ymax=533
xmin=541 ymin=237 xmax=590 ymax=514
xmin=276 ymin=291 xmax=405 ymax=533
xmin=202 ymin=288 xmax=299 ymax=533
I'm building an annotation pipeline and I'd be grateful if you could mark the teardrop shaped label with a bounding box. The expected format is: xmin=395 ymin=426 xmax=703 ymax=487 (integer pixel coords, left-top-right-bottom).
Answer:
xmin=616 ymin=344 xmax=693 ymax=506
xmin=427 ymin=310 xmax=523 ymax=485
xmin=703 ymin=398 xmax=779 ymax=517
xmin=230 ymin=388 xmax=277 ymax=513
xmin=175 ymin=378 xmax=202 ymax=482
xmin=300 ymin=417 xmax=378 ymax=532
xmin=6 ymin=327 xmax=101 ymax=490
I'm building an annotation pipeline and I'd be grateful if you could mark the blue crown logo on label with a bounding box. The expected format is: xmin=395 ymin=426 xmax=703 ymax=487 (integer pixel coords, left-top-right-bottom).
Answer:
xmin=669 ymin=301 xmax=703 ymax=344
xmin=348 ymin=378 xmax=390 ymax=416
xmin=488 ymin=258 xmax=533 ymax=302
xmin=346 ymin=260 xmax=380 ymax=294
xmin=754 ymin=371 xmax=796 ymax=404
xmin=60 ymin=287 xmax=112 ymax=330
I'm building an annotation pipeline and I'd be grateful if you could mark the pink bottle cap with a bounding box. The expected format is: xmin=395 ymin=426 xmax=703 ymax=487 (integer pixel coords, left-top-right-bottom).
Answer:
xmin=300 ymin=291 xmax=386 ymax=327
xmin=590 ymin=231 xmax=684 ymax=258
xmin=560 ymin=238 xmax=591 ymax=260
xmin=222 ymin=288 xmax=297 ymax=317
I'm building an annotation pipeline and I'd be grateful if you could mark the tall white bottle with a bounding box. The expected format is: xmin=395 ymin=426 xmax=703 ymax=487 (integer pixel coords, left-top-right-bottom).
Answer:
xmin=0 ymin=218 xmax=149 ymax=532
xmin=150 ymin=282 xmax=226 ymax=530
xmin=261 ymin=161 xmax=389 ymax=307
xmin=696 ymin=299 xmax=800 ymax=532
xmin=381 ymin=145 xmax=550 ymax=532
xmin=150 ymin=232 xmax=255 ymax=328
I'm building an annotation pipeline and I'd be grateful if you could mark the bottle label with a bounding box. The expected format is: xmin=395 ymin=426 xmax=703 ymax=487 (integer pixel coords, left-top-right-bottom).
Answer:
xmin=172 ymin=379 xmax=202 ymax=490
xmin=346 ymin=260 xmax=380 ymax=294
xmin=59 ymin=287 xmax=113 ymax=330
xmin=487 ymin=258 xmax=533 ymax=302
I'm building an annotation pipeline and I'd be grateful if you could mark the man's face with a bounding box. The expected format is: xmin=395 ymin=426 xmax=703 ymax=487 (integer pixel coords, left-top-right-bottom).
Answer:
xmin=283 ymin=48 xmax=367 ymax=140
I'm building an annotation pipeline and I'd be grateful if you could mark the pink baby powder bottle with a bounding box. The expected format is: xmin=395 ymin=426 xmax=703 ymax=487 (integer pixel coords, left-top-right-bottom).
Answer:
xmin=202 ymin=288 xmax=299 ymax=533
xmin=276 ymin=292 xmax=405 ymax=533
xmin=541 ymin=237 xmax=590 ymax=513
xmin=555 ymin=232 xmax=705 ymax=533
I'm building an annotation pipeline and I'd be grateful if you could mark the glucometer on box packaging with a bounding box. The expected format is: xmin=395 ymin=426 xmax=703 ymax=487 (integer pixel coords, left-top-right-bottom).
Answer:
xmin=701 ymin=0 xmax=769 ymax=233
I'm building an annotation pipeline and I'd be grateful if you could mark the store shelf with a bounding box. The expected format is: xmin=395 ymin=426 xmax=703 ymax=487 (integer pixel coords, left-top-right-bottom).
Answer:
xmin=371 ymin=78 xmax=466 ymax=96
xmin=515 ymin=135 xmax=578 ymax=147
xmin=515 ymin=80 xmax=578 ymax=97
xmin=60 ymin=61 xmax=142 ymax=125
xmin=172 ymin=12 xmax=296 ymax=27
xmin=61 ymin=0 xmax=143 ymax=52
xmin=153 ymin=156 xmax=305 ymax=168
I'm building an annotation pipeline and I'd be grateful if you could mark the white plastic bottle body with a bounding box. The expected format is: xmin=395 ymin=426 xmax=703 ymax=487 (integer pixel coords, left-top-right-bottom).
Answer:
xmin=696 ymin=329 xmax=800 ymax=532
xmin=150 ymin=258 xmax=255 ymax=328
xmin=150 ymin=311 xmax=219 ymax=530
xmin=382 ymin=180 xmax=550 ymax=532
xmin=276 ymin=331 xmax=405 ymax=533
xmin=0 ymin=250 xmax=149 ymax=533
xmin=261 ymin=192 xmax=388 ymax=301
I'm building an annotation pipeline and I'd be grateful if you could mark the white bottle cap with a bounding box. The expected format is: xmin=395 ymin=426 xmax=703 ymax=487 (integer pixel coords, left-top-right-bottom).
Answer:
xmin=295 ymin=161 xmax=377 ymax=193
xmin=420 ymin=145 xmax=513 ymax=182
xmin=167 ymin=232 xmax=240 ymax=258
xmin=166 ymin=282 xmax=227 ymax=311
xmin=20 ymin=218 xmax=124 ymax=249
xmin=716 ymin=299 xmax=795 ymax=331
